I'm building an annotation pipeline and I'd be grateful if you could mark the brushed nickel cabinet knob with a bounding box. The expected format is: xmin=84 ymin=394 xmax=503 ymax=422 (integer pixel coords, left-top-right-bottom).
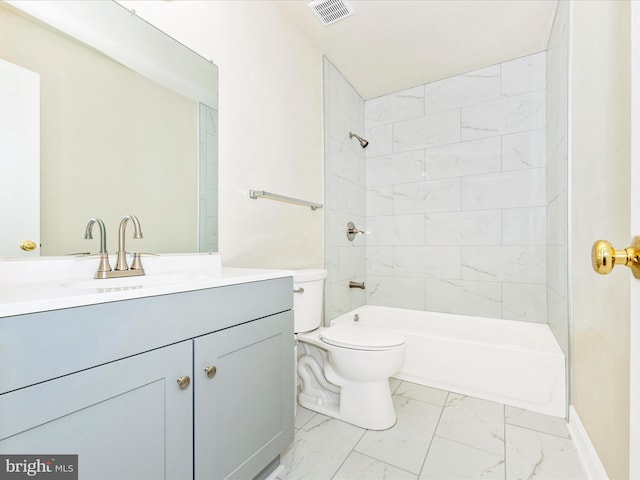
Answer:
xmin=177 ymin=376 xmax=191 ymax=390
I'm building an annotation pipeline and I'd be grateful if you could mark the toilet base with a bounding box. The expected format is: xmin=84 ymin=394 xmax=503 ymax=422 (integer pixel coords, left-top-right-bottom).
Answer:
xmin=298 ymin=380 xmax=397 ymax=431
xmin=298 ymin=391 xmax=340 ymax=419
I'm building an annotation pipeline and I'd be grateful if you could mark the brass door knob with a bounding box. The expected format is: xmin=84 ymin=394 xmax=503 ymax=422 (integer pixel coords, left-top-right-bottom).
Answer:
xmin=19 ymin=240 xmax=37 ymax=251
xmin=592 ymin=237 xmax=640 ymax=278
xmin=177 ymin=376 xmax=191 ymax=390
xmin=204 ymin=366 xmax=217 ymax=379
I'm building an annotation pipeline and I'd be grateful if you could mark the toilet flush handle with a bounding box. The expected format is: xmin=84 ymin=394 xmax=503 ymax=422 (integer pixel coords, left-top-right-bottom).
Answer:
xmin=294 ymin=287 xmax=305 ymax=294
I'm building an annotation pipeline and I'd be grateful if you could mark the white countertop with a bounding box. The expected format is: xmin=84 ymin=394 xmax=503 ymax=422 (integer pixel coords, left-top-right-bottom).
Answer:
xmin=0 ymin=254 xmax=293 ymax=318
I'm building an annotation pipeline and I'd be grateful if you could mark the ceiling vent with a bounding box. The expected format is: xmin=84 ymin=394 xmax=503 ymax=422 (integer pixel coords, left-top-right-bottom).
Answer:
xmin=307 ymin=0 xmax=354 ymax=26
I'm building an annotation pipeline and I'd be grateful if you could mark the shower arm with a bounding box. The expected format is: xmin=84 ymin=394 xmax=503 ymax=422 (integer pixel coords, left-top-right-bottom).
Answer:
xmin=349 ymin=132 xmax=369 ymax=149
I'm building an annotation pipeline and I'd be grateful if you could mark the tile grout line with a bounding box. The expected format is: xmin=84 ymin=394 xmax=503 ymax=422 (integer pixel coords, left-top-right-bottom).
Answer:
xmin=294 ymin=409 xmax=318 ymax=432
xmin=291 ymin=385 xmax=581 ymax=480
xmin=329 ymin=425 xmax=368 ymax=480
xmin=392 ymin=394 xmax=450 ymax=410
xmin=505 ymin=420 xmax=572 ymax=441
xmin=428 ymin=433 xmax=508 ymax=459
xmin=415 ymin=390 xmax=450 ymax=479
xmin=343 ymin=381 xmax=450 ymax=478
xmin=503 ymin=403 xmax=507 ymax=480
xmin=344 ymin=451 xmax=420 ymax=479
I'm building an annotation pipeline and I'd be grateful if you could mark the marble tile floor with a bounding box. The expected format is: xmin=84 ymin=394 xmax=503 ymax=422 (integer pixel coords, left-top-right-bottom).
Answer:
xmin=278 ymin=379 xmax=587 ymax=480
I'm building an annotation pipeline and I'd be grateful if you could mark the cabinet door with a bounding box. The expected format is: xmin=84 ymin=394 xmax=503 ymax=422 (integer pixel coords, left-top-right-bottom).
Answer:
xmin=0 ymin=341 xmax=193 ymax=480
xmin=194 ymin=311 xmax=294 ymax=480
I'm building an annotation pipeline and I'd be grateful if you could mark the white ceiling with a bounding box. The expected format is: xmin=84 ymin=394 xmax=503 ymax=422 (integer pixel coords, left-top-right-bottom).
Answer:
xmin=273 ymin=0 xmax=558 ymax=100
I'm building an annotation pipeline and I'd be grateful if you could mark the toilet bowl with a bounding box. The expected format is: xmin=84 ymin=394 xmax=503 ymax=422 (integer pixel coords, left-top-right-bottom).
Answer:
xmin=293 ymin=269 xmax=405 ymax=430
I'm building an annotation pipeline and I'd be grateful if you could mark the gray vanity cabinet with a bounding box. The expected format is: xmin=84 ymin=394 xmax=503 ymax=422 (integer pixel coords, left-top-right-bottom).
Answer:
xmin=0 ymin=341 xmax=194 ymax=479
xmin=0 ymin=276 xmax=294 ymax=480
xmin=194 ymin=311 xmax=294 ymax=480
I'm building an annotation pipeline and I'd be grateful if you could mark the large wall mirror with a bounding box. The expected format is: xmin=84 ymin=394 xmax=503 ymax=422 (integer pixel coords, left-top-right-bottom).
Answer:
xmin=0 ymin=1 xmax=218 ymax=257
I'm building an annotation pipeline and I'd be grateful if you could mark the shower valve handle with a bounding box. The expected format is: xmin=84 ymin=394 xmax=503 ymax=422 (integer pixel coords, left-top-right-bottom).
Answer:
xmin=346 ymin=221 xmax=364 ymax=241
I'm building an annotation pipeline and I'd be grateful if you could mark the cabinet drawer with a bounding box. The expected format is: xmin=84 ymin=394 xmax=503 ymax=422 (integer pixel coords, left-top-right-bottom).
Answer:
xmin=0 ymin=276 xmax=293 ymax=393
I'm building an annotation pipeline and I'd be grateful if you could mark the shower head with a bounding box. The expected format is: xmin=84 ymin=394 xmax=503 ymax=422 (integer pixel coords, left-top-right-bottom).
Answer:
xmin=349 ymin=132 xmax=369 ymax=149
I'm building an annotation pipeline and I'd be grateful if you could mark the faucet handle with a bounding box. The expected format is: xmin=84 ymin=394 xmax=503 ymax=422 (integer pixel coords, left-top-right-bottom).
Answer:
xmin=129 ymin=251 xmax=159 ymax=271
xmin=130 ymin=252 xmax=145 ymax=271
xmin=96 ymin=253 xmax=113 ymax=275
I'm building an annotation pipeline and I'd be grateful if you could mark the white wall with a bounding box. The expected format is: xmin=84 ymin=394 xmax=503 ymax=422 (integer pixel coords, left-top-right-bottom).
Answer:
xmin=570 ymin=1 xmax=631 ymax=478
xmin=123 ymin=1 xmax=325 ymax=269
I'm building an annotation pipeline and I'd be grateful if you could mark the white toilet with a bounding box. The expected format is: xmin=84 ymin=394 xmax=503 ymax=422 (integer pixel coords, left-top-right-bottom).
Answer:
xmin=293 ymin=269 xmax=405 ymax=430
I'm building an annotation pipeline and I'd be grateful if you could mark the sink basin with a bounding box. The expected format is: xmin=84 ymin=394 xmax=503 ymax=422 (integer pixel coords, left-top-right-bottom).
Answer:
xmin=63 ymin=272 xmax=210 ymax=291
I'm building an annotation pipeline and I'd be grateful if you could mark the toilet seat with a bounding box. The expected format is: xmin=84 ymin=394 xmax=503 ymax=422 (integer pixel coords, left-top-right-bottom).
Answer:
xmin=320 ymin=323 xmax=405 ymax=351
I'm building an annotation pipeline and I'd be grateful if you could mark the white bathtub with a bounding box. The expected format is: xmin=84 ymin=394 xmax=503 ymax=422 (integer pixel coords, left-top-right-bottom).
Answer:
xmin=331 ymin=305 xmax=567 ymax=417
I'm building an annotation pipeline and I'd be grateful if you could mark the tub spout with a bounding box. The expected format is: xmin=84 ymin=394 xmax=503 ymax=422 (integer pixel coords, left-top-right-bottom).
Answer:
xmin=349 ymin=280 xmax=365 ymax=289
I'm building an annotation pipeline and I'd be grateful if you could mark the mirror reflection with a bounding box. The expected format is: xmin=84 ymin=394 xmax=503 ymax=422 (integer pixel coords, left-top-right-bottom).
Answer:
xmin=0 ymin=1 xmax=218 ymax=257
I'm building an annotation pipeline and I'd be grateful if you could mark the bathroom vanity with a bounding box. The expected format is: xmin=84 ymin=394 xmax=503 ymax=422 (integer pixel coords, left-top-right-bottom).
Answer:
xmin=0 ymin=254 xmax=294 ymax=480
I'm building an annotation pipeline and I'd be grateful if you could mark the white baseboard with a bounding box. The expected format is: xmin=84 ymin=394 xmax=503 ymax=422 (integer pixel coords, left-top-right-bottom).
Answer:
xmin=568 ymin=405 xmax=609 ymax=479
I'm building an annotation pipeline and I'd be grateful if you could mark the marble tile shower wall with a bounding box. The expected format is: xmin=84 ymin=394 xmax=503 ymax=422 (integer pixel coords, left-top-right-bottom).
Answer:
xmin=198 ymin=104 xmax=219 ymax=252
xmin=364 ymin=53 xmax=548 ymax=321
xmin=546 ymin=1 xmax=570 ymax=354
xmin=323 ymin=58 xmax=367 ymax=321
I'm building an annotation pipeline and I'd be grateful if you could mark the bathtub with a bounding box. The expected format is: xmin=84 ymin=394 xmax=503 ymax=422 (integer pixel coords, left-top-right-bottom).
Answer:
xmin=331 ymin=305 xmax=566 ymax=417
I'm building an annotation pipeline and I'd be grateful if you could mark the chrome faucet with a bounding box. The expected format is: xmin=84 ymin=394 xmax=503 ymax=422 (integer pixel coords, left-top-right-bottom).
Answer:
xmin=115 ymin=214 xmax=144 ymax=273
xmin=84 ymin=217 xmax=112 ymax=277
xmin=84 ymin=215 xmax=145 ymax=279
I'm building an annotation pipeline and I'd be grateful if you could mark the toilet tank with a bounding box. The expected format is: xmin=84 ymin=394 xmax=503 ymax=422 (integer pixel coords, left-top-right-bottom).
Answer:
xmin=293 ymin=269 xmax=327 ymax=333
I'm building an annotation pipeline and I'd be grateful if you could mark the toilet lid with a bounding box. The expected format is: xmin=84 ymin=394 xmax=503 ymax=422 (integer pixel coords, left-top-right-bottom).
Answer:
xmin=320 ymin=323 xmax=405 ymax=350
